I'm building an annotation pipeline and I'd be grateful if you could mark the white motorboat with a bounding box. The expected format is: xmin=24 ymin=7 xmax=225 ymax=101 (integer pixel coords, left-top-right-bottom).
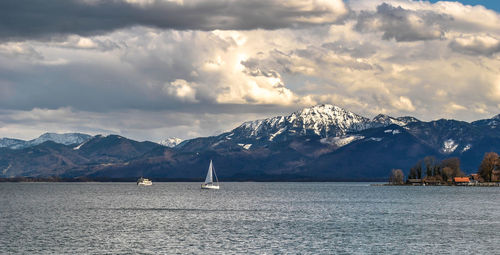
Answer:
xmin=137 ymin=177 xmax=152 ymax=186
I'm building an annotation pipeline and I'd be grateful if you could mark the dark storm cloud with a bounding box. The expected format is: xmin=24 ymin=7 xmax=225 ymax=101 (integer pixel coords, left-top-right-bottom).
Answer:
xmin=0 ymin=0 xmax=348 ymax=42
xmin=355 ymin=3 xmax=449 ymax=42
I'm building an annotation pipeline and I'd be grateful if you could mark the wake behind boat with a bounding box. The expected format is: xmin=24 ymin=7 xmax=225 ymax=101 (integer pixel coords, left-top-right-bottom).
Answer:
xmin=201 ymin=160 xmax=219 ymax=190
xmin=137 ymin=177 xmax=152 ymax=186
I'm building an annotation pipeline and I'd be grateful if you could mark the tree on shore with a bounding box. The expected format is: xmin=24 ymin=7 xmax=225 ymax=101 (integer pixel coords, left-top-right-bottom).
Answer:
xmin=408 ymin=160 xmax=422 ymax=179
xmin=389 ymin=169 xmax=405 ymax=185
xmin=440 ymin=157 xmax=463 ymax=180
xmin=478 ymin=152 xmax=499 ymax=182
xmin=406 ymin=156 xmax=464 ymax=184
xmin=424 ymin=156 xmax=440 ymax=177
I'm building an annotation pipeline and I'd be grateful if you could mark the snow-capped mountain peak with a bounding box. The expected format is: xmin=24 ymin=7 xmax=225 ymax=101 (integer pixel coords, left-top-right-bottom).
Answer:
xmin=372 ymin=114 xmax=420 ymax=126
xmin=159 ymin=137 xmax=183 ymax=147
xmin=293 ymin=104 xmax=372 ymax=134
xmin=372 ymin=114 xmax=405 ymax=126
xmin=233 ymin=104 xmax=375 ymax=141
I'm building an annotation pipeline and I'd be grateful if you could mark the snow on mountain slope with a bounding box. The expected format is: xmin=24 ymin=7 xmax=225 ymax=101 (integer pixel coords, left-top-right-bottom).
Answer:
xmin=223 ymin=104 xmax=428 ymax=145
xmin=472 ymin=114 xmax=500 ymax=128
xmin=0 ymin=133 xmax=92 ymax=149
xmin=159 ymin=137 xmax=183 ymax=147
xmin=0 ymin=138 xmax=26 ymax=149
xmin=384 ymin=129 xmax=401 ymax=135
xmin=73 ymin=139 xmax=90 ymax=150
xmin=27 ymin=133 xmax=92 ymax=147
xmin=461 ymin=144 xmax=471 ymax=152
xmin=295 ymin=104 xmax=374 ymax=134
xmin=372 ymin=114 xmax=419 ymax=127
xmin=238 ymin=143 xmax=252 ymax=150
xmin=441 ymin=139 xmax=459 ymax=154
xmin=320 ymin=135 xmax=364 ymax=147
xmin=232 ymin=104 xmax=376 ymax=140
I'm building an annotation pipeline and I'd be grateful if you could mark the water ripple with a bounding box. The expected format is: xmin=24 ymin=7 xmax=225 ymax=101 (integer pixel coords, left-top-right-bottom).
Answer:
xmin=1 ymin=182 xmax=500 ymax=254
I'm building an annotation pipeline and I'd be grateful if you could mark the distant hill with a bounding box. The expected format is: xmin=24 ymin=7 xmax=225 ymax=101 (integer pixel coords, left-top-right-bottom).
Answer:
xmin=0 ymin=133 xmax=92 ymax=150
xmin=1 ymin=105 xmax=499 ymax=181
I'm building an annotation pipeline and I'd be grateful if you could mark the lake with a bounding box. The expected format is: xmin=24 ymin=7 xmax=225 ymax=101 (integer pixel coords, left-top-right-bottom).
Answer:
xmin=1 ymin=182 xmax=499 ymax=254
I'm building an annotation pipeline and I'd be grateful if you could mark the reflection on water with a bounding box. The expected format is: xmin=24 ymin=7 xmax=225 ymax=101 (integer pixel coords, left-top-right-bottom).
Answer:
xmin=1 ymin=182 xmax=500 ymax=254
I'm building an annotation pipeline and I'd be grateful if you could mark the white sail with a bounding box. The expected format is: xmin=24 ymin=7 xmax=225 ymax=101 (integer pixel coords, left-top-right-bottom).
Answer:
xmin=201 ymin=160 xmax=219 ymax=189
xmin=204 ymin=160 xmax=213 ymax=184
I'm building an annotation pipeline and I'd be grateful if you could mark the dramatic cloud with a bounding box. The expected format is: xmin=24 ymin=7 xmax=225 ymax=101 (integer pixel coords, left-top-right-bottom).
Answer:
xmin=355 ymin=3 xmax=448 ymax=42
xmin=0 ymin=106 xmax=289 ymax=141
xmin=0 ymin=0 xmax=348 ymax=41
xmin=1 ymin=0 xmax=500 ymax=142
xmin=352 ymin=1 xmax=500 ymax=41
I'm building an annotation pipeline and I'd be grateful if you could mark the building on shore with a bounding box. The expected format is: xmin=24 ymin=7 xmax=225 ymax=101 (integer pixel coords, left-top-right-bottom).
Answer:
xmin=423 ymin=176 xmax=443 ymax=186
xmin=470 ymin=174 xmax=484 ymax=183
xmin=454 ymin=177 xmax=470 ymax=186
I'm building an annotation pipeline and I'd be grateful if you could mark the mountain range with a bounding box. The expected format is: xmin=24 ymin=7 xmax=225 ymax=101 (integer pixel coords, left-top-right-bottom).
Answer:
xmin=1 ymin=104 xmax=499 ymax=181
xmin=0 ymin=133 xmax=92 ymax=150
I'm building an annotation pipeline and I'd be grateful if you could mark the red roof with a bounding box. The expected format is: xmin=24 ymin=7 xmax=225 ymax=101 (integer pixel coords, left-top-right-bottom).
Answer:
xmin=454 ymin=177 xmax=470 ymax=183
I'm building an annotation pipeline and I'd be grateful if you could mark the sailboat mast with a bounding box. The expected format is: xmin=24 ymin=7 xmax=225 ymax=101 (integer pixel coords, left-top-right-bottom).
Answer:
xmin=213 ymin=164 xmax=218 ymax=184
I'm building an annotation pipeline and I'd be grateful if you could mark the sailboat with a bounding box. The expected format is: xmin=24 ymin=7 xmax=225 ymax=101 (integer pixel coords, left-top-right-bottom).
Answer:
xmin=201 ymin=160 xmax=219 ymax=190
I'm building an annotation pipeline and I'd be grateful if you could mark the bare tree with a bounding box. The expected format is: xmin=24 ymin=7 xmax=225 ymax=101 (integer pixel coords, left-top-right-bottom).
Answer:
xmin=441 ymin=157 xmax=460 ymax=172
xmin=424 ymin=156 xmax=437 ymax=177
xmin=408 ymin=166 xmax=418 ymax=179
xmin=478 ymin=152 xmax=499 ymax=182
xmin=442 ymin=167 xmax=454 ymax=182
xmin=389 ymin=169 xmax=405 ymax=185
xmin=441 ymin=157 xmax=463 ymax=180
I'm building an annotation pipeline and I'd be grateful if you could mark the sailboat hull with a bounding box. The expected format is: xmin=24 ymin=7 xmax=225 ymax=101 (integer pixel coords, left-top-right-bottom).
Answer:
xmin=201 ymin=184 xmax=219 ymax=190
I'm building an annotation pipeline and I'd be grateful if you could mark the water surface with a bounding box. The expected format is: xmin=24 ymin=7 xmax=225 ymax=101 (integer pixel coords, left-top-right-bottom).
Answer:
xmin=1 ymin=182 xmax=499 ymax=254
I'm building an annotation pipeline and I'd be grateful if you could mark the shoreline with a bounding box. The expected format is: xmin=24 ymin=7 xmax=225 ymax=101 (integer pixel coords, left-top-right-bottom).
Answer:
xmin=0 ymin=177 xmax=386 ymax=183
xmin=374 ymin=183 xmax=500 ymax=187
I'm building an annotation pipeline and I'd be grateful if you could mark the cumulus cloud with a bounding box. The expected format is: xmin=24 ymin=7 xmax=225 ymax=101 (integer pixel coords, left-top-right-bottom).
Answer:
xmin=164 ymin=79 xmax=198 ymax=102
xmin=355 ymin=3 xmax=448 ymax=42
xmin=1 ymin=0 xmax=500 ymax=142
xmin=0 ymin=28 xmax=314 ymax=113
xmin=0 ymin=107 xmax=285 ymax=141
xmin=449 ymin=34 xmax=500 ymax=56
xmin=392 ymin=96 xmax=415 ymax=112
xmin=353 ymin=1 xmax=500 ymax=42
xmin=0 ymin=0 xmax=348 ymax=42
xmin=0 ymin=43 xmax=43 ymax=60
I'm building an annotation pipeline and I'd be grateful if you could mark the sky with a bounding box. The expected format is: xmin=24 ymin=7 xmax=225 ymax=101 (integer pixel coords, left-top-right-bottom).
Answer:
xmin=0 ymin=0 xmax=499 ymax=142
